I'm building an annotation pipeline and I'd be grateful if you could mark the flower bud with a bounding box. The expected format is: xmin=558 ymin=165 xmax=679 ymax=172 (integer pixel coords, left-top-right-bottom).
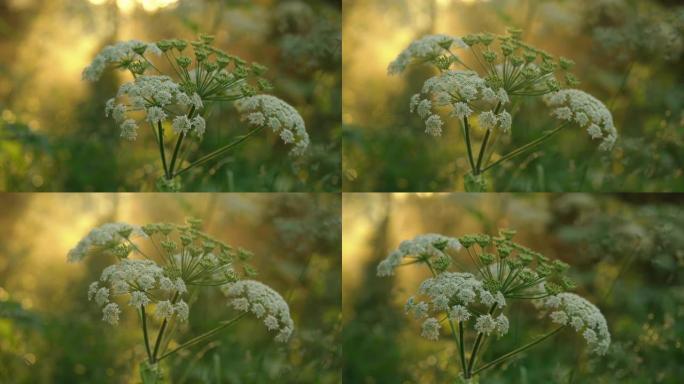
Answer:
xmin=483 ymin=51 xmax=497 ymax=63
xmin=559 ymin=57 xmax=575 ymax=70
xmin=176 ymin=56 xmax=192 ymax=68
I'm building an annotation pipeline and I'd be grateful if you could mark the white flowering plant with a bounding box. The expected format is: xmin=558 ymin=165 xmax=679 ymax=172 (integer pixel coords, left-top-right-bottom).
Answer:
xmin=389 ymin=28 xmax=618 ymax=191
xmin=377 ymin=229 xmax=610 ymax=382
xmin=83 ymin=35 xmax=310 ymax=191
xmin=67 ymin=218 xmax=293 ymax=384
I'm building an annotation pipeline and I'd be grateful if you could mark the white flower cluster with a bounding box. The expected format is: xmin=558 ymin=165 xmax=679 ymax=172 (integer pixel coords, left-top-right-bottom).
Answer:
xmin=89 ymin=259 xmax=189 ymax=325
xmin=222 ymin=280 xmax=294 ymax=342
xmin=82 ymin=40 xmax=162 ymax=82
xmin=388 ymin=34 xmax=467 ymax=75
xmin=410 ymin=71 xmax=511 ymax=136
xmin=377 ymin=233 xmax=462 ymax=277
xmin=67 ymin=222 xmax=145 ymax=263
xmin=537 ymin=292 xmax=611 ymax=355
xmin=107 ymin=75 xmax=205 ymax=141
xmin=406 ymin=272 xmax=508 ymax=341
xmin=234 ymin=95 xmax=310 ymax=156
xmin=543 ymin=89 xmax=618 ymax=151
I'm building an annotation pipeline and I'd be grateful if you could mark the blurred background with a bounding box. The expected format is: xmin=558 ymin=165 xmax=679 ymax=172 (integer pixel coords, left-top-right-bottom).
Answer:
xmin=0 ymin=0 xmax=341 ymax=192
xmin=343 ymin=193 xmax=684 ymax=383
xmin=0 ymin=193 xmax=341 ymax=383
xmin=342 ymin=0 xmax=684 ymax=192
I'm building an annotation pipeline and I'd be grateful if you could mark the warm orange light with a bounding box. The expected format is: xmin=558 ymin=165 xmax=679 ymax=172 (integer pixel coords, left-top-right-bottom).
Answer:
xmin=90 ymin=0 xmax=179 ymax=14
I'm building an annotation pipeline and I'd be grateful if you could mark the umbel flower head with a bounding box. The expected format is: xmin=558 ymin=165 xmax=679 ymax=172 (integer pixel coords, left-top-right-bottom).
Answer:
xmin=106 ymin=75 xmax=206 ymax=141
xmin=543 ymin=89 xmax=618 ymax=151
xmin=88 ymin=259 xmax=190 ymax=325
xmin=82 ymin=35 xmax=309 ymax=187
xmin=409 ymin=70 xmax=511 ymax=136
xmin=388 ymin=34 xmax=467 ymax=75
xmin=234 ymin=95 xmax=310 ymax=156
xmin=536 ymin=292 xmax=611 ymax=355
xmin=378 ymin=228 xmax=611 ymax=380
xmin=222 ymin=280 xmax=294 ymax=342
xmin=389 ymin=28 xmax=617 ymax=188
xmin=68 ymin=222 xmax=146 ymax=262
xmin=406 ymin=272 xmax=509 ymax=341
xmin=377 ymin=233 xmax=462 ymax=276
xmin=82 ymin=40 xmax=162 ymax=82
xmin=68 ymin=218 xmax=291 ymax=344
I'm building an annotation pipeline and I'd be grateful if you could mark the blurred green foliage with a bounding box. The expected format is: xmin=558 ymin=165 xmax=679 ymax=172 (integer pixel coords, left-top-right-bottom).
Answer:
xmin=0 ymin=0 xmax=341 ymax=192
xmin=342 ymin=0 xmax=684 ymax=191
xmin=0 ymin=193 xmax=341 ymax=383
xmin=343 ymin=193 xmax=684 ymax=383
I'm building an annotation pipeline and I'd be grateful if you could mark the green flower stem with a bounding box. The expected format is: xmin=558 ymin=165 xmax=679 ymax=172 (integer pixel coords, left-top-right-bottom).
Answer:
xmin=174 ymin=125 xmax=264 ymax=177
xmin=471 ymin=326 xmax=565 ymax=376
xmin=168 ymin=106 xmax=196 ymax=179
xmin=151 ymin=292 xmax=179 ymax=363
xmin=480 ymin=123 xmax=568 ymax=173
xmin=474 ymin=129 xmax=492 ymax=176
xmin=157 ymin=122 xmax=169 ymax=179
xmin=474 ymin=102 xmax=502 ymax=174
xmin=158 ymin=313 xmax=247 ymax=361
xmin=445 ymin=319 xmax=467 ymax=375
xmin=465 ymin=304 xmax=498 ymax=378
xmin=141 ymin=305 xmax=153 ymax=361
xmin=463 ymin=117 xmax=476 ymax=172
xmin=458 ymin=321 xmax=467 ymax=375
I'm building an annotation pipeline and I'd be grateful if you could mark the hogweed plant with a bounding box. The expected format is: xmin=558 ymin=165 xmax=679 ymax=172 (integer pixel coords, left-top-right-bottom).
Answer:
xmin=389 ymin=29 xmax=618 ymax=191
xmin=83 ymin=35 xmax=310 ymax=191
xmin=67 ymin=219 xmax=294 ymax=384
xmin=377 ymin=230 xmax=610 ymax=382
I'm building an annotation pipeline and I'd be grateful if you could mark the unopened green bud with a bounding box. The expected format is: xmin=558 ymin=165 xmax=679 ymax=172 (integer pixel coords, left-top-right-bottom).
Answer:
xmin=480 ymin=33 xmax=495 ymax=46
xmin=546 ymin=78 xmax=560 ymax=92
xmin=507 ymin=27 xmax=523 ymax=40
xmin=559 ymin=57 xmax=575 ymax=70
xmin=462 ymin=34 xmax=479 ymax=46
xmin=565 ymin=73 xmax=580 ymax=87
xmin=173 ymin=40 xmax=188 ymax=51
xmin=479 ymin=253 xmax=495 ymax=265
xmin=433 ymin=255 xmax=452 ymax=272
xmin=243 ymin=264 xmax=258 ymax=277
xmin=156 ymin=40 xmax=174 ymax=52
xmin=501 ymin=44 xmax=514 ymax=56
xmin=237 ymin=248 xmax=253 ymax=261
xmin=132 ymin=43 xmax=147 ymax=56
xmin=176 ymin=56 xmax=192 ymax=68
xmin=459 ymin=235 xmax=477 ymax=248
xmin=483 ymin=51 xmax=497 ymax=63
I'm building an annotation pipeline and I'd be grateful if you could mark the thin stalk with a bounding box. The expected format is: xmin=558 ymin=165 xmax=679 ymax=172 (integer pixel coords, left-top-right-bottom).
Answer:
xmin=466 ymin=304 xmax=498 ymax=378
xmin=481 ymin=123 xmax=567 ymax=173
xmin=168 ymin=106 xmax=196 ymax=178
xmin=471 ymin=326 xmax=565 ymax=375
xmin=475 ymin=129 xmax=490 ymax=175
xmin=458 ymin=321 xmax=467 ymax=375
xmin=463 ymin=117 xmax=476 ymax=172
xmin=174 ymin=125 xmax=264 ymax=177
xmin=158 ymin=313 xmax=247 ymax=361
xmin=445 ymin=319 xmax=467 ymax=375
xmin=142 ymin=306 xmax=153 ymax=361
xmin=474 ymin=102 xmax=502 ymax=174
xmin=157 ymin=122 xmax=169 ymax=179
xmin=151 ymin=292 xmax=179 ymax=362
